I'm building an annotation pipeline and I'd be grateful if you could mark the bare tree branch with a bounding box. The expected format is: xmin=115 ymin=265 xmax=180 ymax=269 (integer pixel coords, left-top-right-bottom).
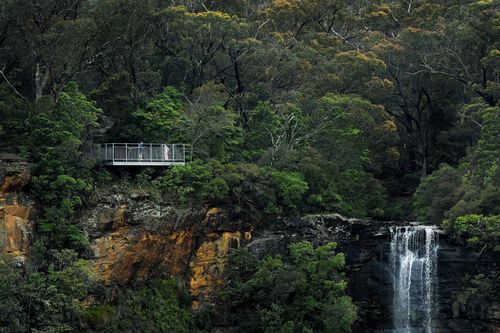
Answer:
xmin=0 ymin=64 xmax=27 ymax=100
xmin=255 ymin=19 xmax=270 ymax=39
xmin=457 ymin=110 xmax=483 ymax=128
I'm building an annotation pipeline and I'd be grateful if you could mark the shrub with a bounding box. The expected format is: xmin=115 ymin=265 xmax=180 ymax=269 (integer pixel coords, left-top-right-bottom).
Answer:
xmin=29 ymin=82 xmax=101 ymax=250
xmin=413 ymin=164 xmax=463 ymax=223
xmin=443 ymin=214 xmax=500 ymax=251
xmin=154 ymin=161 xmax=309 ymax=217
xmin=219 ymin=242 xmax=357 ymax=333
xmin=90 ymin=279 xmax=197 ymax=333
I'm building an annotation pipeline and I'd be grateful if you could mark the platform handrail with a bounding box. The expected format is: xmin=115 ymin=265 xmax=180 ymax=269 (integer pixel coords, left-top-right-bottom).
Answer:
xmin=97 ymin=143 xmax=186 ymax=166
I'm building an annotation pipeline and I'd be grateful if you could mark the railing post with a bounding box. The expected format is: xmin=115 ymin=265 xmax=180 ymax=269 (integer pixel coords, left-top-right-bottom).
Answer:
xmin=183 ymin=144 xmax=185 ymax=163
xmin=172 ymin=144 xmax=175 ymax=161
xmin=112 ymin=143 xmax=115 ymax=163
xmin=105 ymin=144 xmax=108 ymax=161
xmin=150 ymin=144 xmax=153 ymax=162
xmin=125 ymin=143 xmax=128 ymax=162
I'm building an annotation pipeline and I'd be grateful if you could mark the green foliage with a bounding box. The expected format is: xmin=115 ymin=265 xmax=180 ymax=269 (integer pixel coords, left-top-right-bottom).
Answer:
xmin=269 ymin=170 xmax=309 ymax=211
xmin=83 ymin=304 xmax=118 ymax=330
xmin=456 ymin=272 xmax=500 ymax=305
xmin=219 ymin=242 xmax=357 ymax=333
xmin=0 ymin=85 xmax=29 ymax=152
xmin=334 ymin=169 xmax=387 ymax=218
xmin=0 ymin=255 xmax=24 ymax=333
xmin=0 ymin=251 xmax=92 ymax=333
xmin=154 ymin=161 xmax=308 ymax=217
xmin=466 ymin=104 xmax=500 ymax=188
xmin=242 ymin=102 xmax=282 ymax=161
xmin=0 ymin=1 xmax=499 ymax=331
xmin=90 ymin=72 xmax=139 ymax=142
xmin=452 ymin=271 xmax=500 ymax=323
xmin=443 ymin=214 xmax=500 ymax=251
xmin=181 ymin=82 xmax=241 ymax=161
xmin=87 ymin=279 xmax=197 ymax=333
xmin=413 ymin=164 xmax=464 ymax=223
xmin=29 ymin=82 xmax=101 ymax=250
xmin=1 ymin=0 xmax=498 ymax=205
xmin=153 ymin=160 xmax=217 ymax=203
xmin=129 ymin=86 xmax=184 ymax=142
xmin=414 ymin=103 xmax=500 ymax=224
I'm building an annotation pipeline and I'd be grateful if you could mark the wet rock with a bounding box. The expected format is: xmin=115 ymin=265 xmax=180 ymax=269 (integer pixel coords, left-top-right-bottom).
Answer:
xmin=249 ymin=216 xmax=500 ymax=333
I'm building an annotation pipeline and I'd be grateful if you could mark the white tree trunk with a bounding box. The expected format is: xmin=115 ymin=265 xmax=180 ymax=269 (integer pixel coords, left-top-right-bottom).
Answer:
xmin=35 ymin=63 xmax=49 ymax=100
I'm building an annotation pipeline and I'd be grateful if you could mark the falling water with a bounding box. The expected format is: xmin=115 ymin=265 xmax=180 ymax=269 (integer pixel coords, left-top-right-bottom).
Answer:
xmin=390 ymin=226 xmax=439 ymax=333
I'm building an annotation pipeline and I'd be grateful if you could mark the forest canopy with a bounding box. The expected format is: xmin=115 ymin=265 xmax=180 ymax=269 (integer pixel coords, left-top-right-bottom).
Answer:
xmin=1 ymin=0 xmax=498 ymax=222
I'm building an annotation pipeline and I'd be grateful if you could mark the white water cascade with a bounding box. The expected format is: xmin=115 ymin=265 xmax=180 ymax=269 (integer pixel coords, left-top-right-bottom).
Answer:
xmin=390 ymin=226 xmax=439 ymax=333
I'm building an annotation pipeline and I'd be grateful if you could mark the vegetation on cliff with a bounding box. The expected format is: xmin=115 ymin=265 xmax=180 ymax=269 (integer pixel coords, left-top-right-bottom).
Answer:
xmin=0 ymin=0 xmax=499 ymax=332
xmin=84 ymin=279 xmax=197 ymax=333
xmin=0 ymin=251 xmax=92 ymax=333
xmin=213 ymin=242 xmax=356 ymax=333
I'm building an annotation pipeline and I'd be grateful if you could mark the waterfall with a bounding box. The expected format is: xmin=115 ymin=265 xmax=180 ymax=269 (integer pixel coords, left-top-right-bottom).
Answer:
xmin=390 ymin=226 xmax=439 ymax=333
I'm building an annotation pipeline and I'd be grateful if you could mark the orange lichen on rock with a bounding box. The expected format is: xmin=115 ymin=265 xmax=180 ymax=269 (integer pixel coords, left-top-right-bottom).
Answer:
xmin=112 ymin=205 xmax=126 ymax=228
xmin=0 ymin=167 xmax=33 ymax=257
xmin=189 ymin=231 xmax=242 ymax=299
xmin=204 ymin=207 xmax=227 ymax=228
xmin=86 ymin=203 xmax=251 ymax=304
xmin=0 ymin=205 xmax=32 ymax=256
xmin=89 ymin=205 xmax=196 ymax=286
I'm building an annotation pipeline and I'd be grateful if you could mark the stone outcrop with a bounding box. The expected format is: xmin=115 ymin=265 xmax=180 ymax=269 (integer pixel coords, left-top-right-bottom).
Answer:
xmin=80 ymin=192 xmax=252 ymax=304
xmin=0 ymin=156 xmax=34 ymax=259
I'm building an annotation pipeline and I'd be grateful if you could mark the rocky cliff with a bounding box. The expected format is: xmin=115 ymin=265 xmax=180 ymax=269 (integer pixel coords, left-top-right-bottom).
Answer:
xmin=1 ymin=160 xmax=498 ymax=332
xmin=0 ymin=155 xmax=34 ymax=261
xmin=79 ymin=190 xmax=252 ymax=306
xmin=0 ymin=158 xmax=254 ymax=307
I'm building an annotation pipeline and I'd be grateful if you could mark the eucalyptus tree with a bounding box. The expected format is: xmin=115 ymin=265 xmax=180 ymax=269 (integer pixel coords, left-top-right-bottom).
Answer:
xmin=0 ymin=0 xmax=111 ymax=100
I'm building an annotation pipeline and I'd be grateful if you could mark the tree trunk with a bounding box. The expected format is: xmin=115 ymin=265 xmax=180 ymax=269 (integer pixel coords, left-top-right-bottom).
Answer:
xmin=35 ymin=63 xmax=49 ymax=100
xmin=420 ymin=154 xmax=427 ymax=179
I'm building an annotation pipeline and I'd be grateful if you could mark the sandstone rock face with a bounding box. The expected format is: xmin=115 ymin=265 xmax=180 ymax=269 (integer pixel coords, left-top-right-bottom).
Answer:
xmin=80 ymin=193 xmax=252 ymax=304
xmin=0 ymin=158 xmax=34 ymax=259
xmin=0 ymin=205 xmax=32 ymax=256
xmin=189 ymin=230 xmax=242 ymax=310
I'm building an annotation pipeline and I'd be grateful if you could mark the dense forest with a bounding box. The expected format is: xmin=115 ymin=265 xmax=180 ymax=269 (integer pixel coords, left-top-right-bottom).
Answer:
xmin=0 ymin=0 xmax=498 ymax=332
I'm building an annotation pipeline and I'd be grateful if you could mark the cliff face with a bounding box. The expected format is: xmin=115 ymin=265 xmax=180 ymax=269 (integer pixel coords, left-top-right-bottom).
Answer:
xmin=0 ymin=157 xmax=34 ymax=260
xmin=0 ymin=158 xmax=254 ymax=305
xmin=79 ymin=192 xmax=252 ymax=304
xmin=1 ymin=160 xmax=497 ymax=331
xmin=249 ymin=215 xmax=500 ymax=333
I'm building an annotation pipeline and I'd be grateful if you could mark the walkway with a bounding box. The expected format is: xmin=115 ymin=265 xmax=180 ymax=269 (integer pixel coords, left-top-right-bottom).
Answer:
xmin=97 ymin=143 xmax=186 ymax=166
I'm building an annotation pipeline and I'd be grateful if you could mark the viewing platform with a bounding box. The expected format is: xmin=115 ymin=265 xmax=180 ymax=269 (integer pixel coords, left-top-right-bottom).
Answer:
xmin=97 ymin=143 xmax=186 ymax=166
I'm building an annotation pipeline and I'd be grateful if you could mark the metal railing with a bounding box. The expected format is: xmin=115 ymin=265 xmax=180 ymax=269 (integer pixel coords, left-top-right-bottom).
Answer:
xmin=97 ymin=143 xmax=186 ymax=166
